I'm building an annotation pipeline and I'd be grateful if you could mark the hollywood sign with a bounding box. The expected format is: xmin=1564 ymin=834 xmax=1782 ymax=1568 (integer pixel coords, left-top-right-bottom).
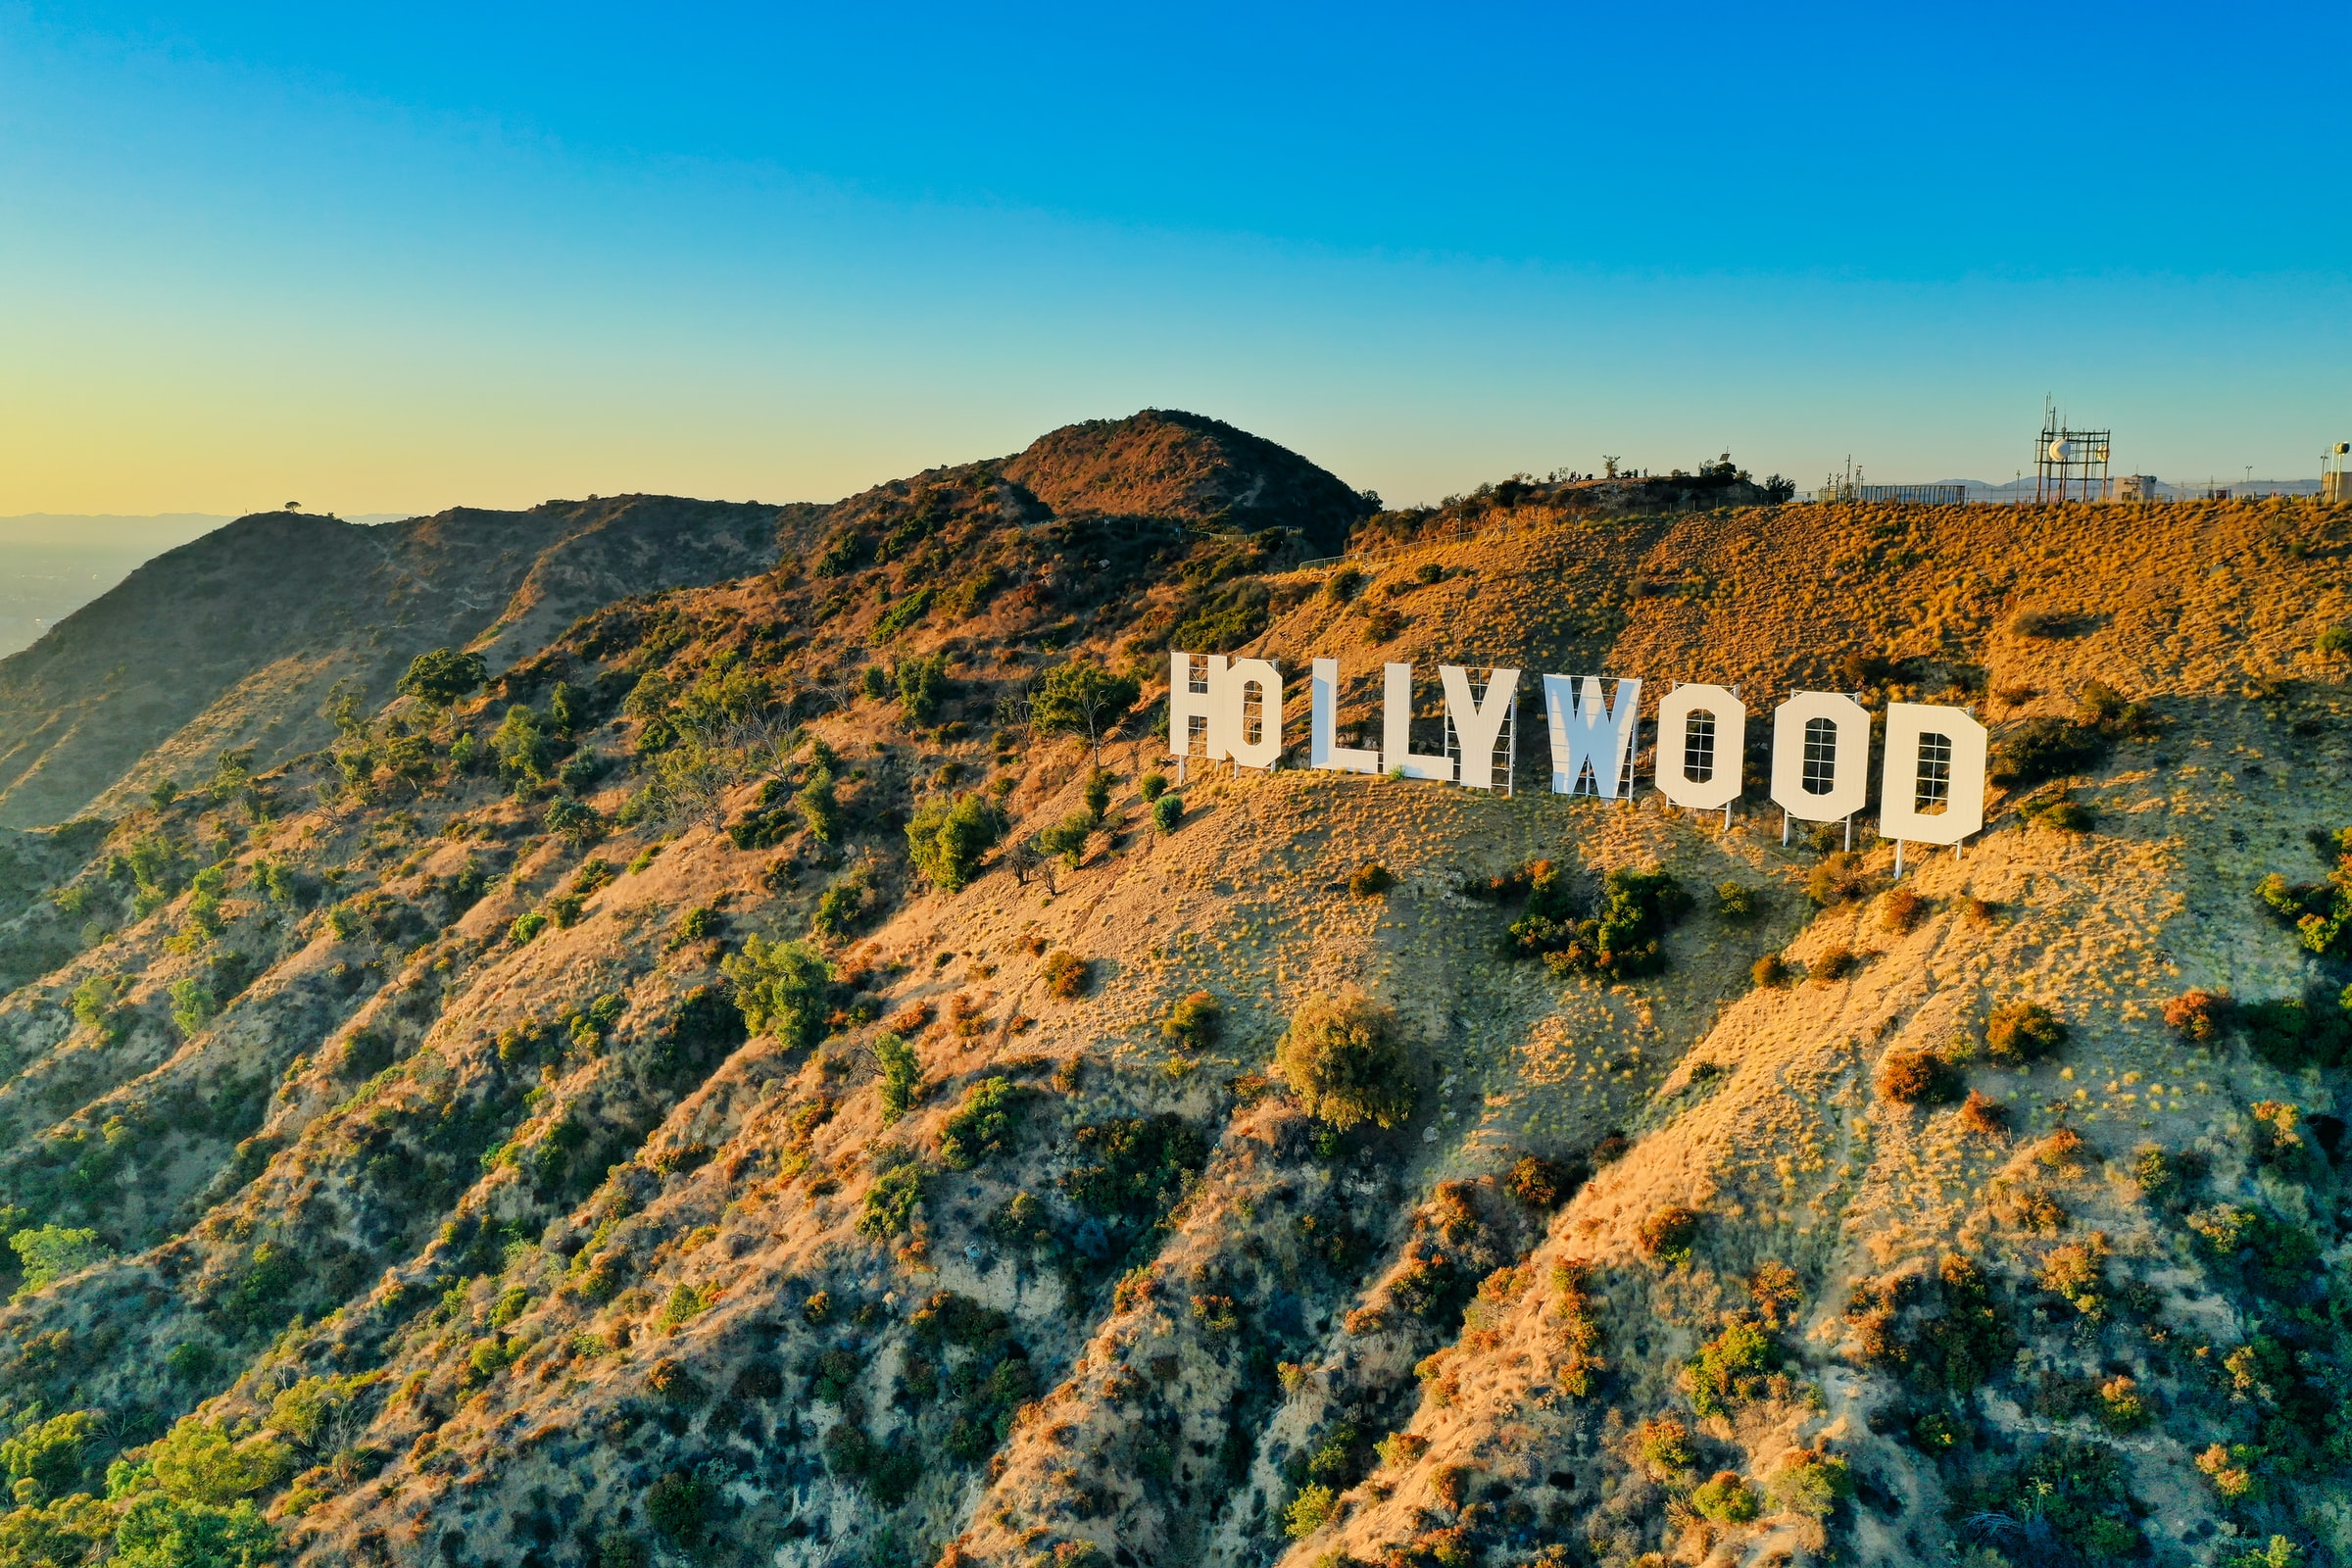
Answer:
xmin=1166 ymin=653 xmax=1986 ymax=858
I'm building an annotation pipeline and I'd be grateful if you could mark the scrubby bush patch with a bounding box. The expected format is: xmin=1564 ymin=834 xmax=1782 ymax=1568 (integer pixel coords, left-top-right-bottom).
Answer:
xmin=1275 ymin=992 xmax=1414 ymax=1132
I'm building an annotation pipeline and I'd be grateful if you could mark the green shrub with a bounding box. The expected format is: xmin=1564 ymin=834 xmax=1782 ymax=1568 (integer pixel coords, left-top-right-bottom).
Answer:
xmin=1751 ymin=952 xmax=1791 ymax=989
xmin=168 ymin=978 xmax=218 ymax=1040
xmin=1685 ymin=1319 xmax=1777 ymax=1417
xmin=507 ymin=910 xmax=549 ymax=946
xmin=906 ymin=793 xmax=999 ymax=893
xmin=1275 ymin=992 xmax=1414 ymax=1132
xmin=70 ymin=975 xmax=125 ymax=1044
xmin=857 ymin=1163 xmax=925 ymax=1238
xmin=1152 ymin=794 xmax=1183 ymax=834
xmin=721 ymin=935 xmax=832 ymax=1052
xmin=794 ymin=767 xmax=840 ymax=844
xmin=939 ymin=1078 xmax=1024 ymax=1169
xmin=1767 ymin=1448 xmax=1852 ymax=1520
xmin=821 ymin=1419 xmax=923 ymax=1503
xmin=1990 ymin=716 xmax=2111 ymax=787
xmin=2316 ymin=626 xmax=2351 ymax=660
xmin=1715 ymin=882 xmax=1760 ymax=921
xmin=644 ymin=1470 xmax=716 ymax=1546
xmin=1970 ymin=1442 xmax=2138 ymax=1558
xmin=546 ymin=796 xmax=601 ymax=847
xmin=2027 ymin=792 xmax=2095 ymax=833
xmin=1059 ymin=1115 xmax=1208 ymax=1225
xmin=872 ymin=1034 xmax=920 ymax=1123
xmin=871 ymin=587 xmax=933 ymax=644
xmin=1810 ymin=945 xmax=1859 ymax=983
xmin=1634 ymin=1204 xmax=1699 ymax=1264
xmin=1161 ymin=991 xmax=1221 ymax=1051
xmin=1805 ymin=851 xmax=1877 ymax=907
xmin=1139 ymin=772 xmax=1169 ymax=802
xmin=1690 ymin=1471 xmax=1760 ymax=1523
xmin=8 ymin=1226 xmax=111 ymax=1299
xmin=1635 ymin=1417 xmax=1693 ymax=1475
xmin=490 ymin=705 xmax=557 ymax=784
xmin=1507 ymin=862 xmax=1690 ymax=979
xmin=1284 ymin=1483 xmax=1338 ymax=1539
xmin=596 ymin=1532 xmax=650 ymax=1568
xmin=164 ymin=1342 xmax=218 ymax=1383
xmin=112 ymin=1493 xmax=278 ymax=1567
xmin=809 ymin=864 xmax=882 ymax=941
xmin=397 ymin=648 xmax=487 ymax=709
xmin=2239 ymin=996 xmax=2351 ymax=1069
xmin=1036 ymin=809 xmax=1096 ymax=868
xmin=1348 ymin=862 xmax=1394 ymax=897
xmin=1985 ymin=1002 xmax=2067 ymax=1065
xmin=0 ymin=1408 xmax=97 ymax=1499
xmin=896 ymin=652 xmax=951 ymax=726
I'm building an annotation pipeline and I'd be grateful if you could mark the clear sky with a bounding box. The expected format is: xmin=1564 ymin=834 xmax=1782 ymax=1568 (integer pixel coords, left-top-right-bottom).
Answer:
xmin=2 ymin=1 xmax=2345 ymax=517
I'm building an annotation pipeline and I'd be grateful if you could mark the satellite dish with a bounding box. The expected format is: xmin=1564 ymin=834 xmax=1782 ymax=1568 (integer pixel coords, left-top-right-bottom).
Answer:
xmin=2047 ymin=439 xmax=2073 ymax=462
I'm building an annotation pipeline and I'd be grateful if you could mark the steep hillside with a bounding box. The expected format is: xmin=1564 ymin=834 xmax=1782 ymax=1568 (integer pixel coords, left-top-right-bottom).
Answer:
xmin=0 ymin=468 xmax=2343 ymax=1568
xmin=0 ymin=499 xmax=782 ymax=831
xmin=0 ymin=409 xmax=1373 ymax=834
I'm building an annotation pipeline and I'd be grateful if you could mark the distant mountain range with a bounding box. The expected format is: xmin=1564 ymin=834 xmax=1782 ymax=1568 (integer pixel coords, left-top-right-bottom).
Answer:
xmin=0 ymin=514 xmax=415 ymax=659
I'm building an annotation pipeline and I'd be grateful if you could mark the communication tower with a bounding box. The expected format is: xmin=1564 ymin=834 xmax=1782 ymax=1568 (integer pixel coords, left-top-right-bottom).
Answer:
xmin=2034 ymin=398 xmax=2111 ymax=504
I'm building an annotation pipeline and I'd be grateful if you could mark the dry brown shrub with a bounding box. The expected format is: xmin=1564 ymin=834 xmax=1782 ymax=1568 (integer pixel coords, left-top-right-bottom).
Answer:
xmin=1752 ymin=952 xmax=1791 ymax=989
xmin=1634 ymin=1417 xmax=1694 ymax=1476
xmin=2035 ymin=1126 xmax=2087 ymax=1169
xmin=1880 ymin=887 xmax=1929 ymax=934
xmin=1748 ymin=1260 xmax=1801 ymax=1325
xmin=1042 ymin=951 xmax=1092 ymax=998
xmin=1806 ymin=853 xmax=1879 ymax=907
xmin=1811 ymin=946 xmax=1859 ymax=984
xmin=1850 ymin=1306 xmax=1902 ymax=1365
xmin=2041 ymin=1235 xmax=2108 ymax=1298
xmin=1634 ymin=1204 xmax=1700 ymax=1262
xmin=1995 ymin=1181 xmax=2067 ymax=1234
xmin=1958 ymin=1090 xmax=2008 ymax=1138
xmin=2163 ymin=989 xmax=2233 ymax=1043
xmin=1506 ymin=1154 xmax=1574 ymax=1209
xmin=1878 ymin=1049 xmax=1958 ymax=1104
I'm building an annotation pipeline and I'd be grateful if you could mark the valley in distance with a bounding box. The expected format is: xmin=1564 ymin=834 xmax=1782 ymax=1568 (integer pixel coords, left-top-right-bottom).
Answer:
xmin=0 ymin=408 xmax=2347 ymax=1568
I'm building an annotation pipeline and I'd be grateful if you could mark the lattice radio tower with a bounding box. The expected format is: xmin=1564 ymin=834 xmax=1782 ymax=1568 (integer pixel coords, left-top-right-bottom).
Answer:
xmin=2034 ymin=397 xmax=2111 ymax=504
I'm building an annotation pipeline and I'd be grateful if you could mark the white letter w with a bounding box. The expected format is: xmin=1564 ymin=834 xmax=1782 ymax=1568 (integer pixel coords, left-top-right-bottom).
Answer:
xmin=1543 ymin=675 xmax=1641 ymax=798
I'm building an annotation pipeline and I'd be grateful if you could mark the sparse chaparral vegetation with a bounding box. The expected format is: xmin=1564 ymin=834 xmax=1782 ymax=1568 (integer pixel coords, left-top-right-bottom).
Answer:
xmin=0 ymin=412 xmax=2338 ymax=1568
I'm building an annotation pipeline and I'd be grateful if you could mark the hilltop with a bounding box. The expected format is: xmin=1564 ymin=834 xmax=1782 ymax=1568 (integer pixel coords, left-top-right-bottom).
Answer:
xmin=0 ymin=412 xmax=1379 ymax=834
xmin=0 ymin=417 xmax=2342 ymax=1568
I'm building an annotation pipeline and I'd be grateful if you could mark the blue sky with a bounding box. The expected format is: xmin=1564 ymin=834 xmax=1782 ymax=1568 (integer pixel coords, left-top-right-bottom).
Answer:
xmin=1 ymin=1 xmax=2345 ymax=515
